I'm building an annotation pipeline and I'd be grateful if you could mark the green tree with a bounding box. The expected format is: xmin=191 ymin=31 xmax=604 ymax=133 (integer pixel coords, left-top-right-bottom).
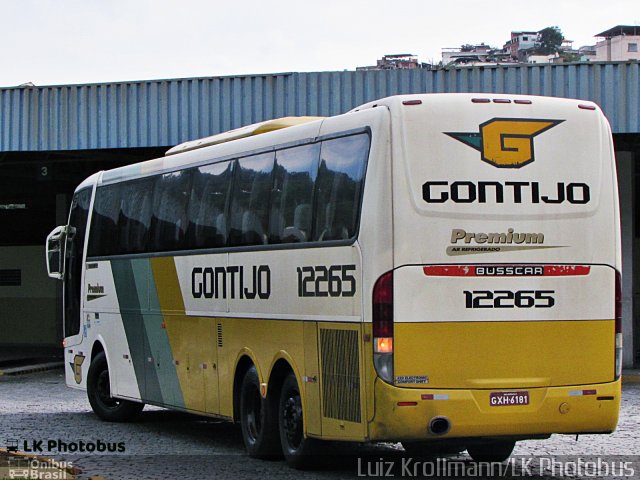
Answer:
xmin=537 ymin=26 xmax=564 ymax=54
xmin=560 ymin=51 xmax=580 ymax=63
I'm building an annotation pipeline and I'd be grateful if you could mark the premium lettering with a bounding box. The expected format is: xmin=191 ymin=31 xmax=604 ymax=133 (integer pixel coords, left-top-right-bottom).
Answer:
xmin=451 ymin=228 xmax=544 ymax=245
xmin=87 ymin=284 xmax=104 ymax=294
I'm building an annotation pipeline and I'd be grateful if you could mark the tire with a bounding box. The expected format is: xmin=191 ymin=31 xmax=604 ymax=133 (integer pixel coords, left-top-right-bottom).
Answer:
xmin=239 ymin=366 xmax=281 ymax=458
xmin=278 ymin=373 xmax=319 ymax=469
xmin=402 ymin=441 xmax=466 ymax=458
xmin=467 ymin=440 xmax=515 ymax=463
xmin=87 ymin=352 xmax=144 ymax=422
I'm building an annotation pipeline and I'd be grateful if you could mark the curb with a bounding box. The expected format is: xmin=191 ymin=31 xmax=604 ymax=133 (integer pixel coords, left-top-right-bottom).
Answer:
xmin=0 ymin=362 xmax=64 ymax=376
xmin=622 ymin=373 xmax=640 ymax=384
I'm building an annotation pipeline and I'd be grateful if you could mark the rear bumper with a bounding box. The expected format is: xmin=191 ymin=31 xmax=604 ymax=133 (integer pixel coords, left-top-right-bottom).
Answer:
xmin=368 ymin=378 xmax=620 ymax=441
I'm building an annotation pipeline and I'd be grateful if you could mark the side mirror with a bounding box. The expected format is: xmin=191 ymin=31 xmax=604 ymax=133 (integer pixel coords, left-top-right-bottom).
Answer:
xmin=46 ymin=226 xmax=67 ymax=280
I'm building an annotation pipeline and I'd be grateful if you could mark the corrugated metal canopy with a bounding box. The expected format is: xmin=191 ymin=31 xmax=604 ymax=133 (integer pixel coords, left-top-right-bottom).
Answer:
xmin=1 ymin=62 xmax=639 ymax=152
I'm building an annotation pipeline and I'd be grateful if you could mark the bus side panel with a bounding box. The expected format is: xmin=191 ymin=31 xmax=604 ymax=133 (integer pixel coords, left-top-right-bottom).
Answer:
xmin=71 ymin=105 xmax=393 ymax=441
xmin=233 ymin=247 xmax=364 ymax=438
xmin=86 ymin=255 xmax=224 ymax=414
xmin=80 ymin=259 xmax=143 ymax=400
xmin=149 ymin=256 xmax=219 ymax=413
xmin=173 ymin=245 xmax=365 ymax=435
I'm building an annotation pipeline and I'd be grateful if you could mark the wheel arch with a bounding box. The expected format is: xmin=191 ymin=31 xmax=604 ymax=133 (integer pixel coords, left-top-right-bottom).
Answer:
xmin=90 ymin=338 xmax=105 ymax=362
xmin=232 ymin=352 xmax=258 ymax=422
xmin=232 ymin=349 xmax=305 ymax=424
xmin=267 ymin=352 xmax=311 ymax=436
xmin=267 ymin=356 xmax=295 ymax=402
xmin=88 ymin=336 xmax=110 ymax=390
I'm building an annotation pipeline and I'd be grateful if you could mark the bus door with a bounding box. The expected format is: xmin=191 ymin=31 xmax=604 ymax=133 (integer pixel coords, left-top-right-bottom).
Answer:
xmin=63 ymin=188 xmax=92 ymax=347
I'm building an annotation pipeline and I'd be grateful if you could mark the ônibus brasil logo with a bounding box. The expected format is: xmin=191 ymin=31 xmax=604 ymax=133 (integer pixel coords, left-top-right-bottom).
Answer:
xmin=445 ymin=118 xmax=564 ymax=168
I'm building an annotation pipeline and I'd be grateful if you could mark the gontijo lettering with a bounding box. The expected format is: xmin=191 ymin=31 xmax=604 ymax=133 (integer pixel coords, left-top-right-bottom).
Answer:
xmin=191 ymin=265 xmax=271 ymax=299
xmin=423 ymin=181 xmax=590 ymax=204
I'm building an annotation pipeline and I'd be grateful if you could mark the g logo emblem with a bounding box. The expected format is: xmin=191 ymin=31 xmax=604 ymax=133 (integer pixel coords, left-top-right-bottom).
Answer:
xmin=446 ymin=118 xmax=563 ymax=168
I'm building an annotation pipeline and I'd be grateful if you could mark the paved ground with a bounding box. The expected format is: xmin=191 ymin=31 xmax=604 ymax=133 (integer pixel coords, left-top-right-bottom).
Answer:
xmin=1 ymin=370 xmax=638 ymax=479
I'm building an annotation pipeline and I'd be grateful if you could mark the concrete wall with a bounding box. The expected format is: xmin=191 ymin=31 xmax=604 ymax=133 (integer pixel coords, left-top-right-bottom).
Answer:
xmin=0 ymin=245 xmax=57 ymax=345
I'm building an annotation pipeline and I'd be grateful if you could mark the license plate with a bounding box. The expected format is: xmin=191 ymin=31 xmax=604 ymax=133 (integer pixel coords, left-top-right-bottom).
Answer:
xmin=489 ymin=391 xmax=530 ymax=406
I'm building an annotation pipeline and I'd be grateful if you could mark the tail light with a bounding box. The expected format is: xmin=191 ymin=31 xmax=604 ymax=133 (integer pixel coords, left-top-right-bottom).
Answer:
xmin=373 ymin=271 xmax=394 ymax=383
xmin=615 ymin=270 xmax=623 ymax=380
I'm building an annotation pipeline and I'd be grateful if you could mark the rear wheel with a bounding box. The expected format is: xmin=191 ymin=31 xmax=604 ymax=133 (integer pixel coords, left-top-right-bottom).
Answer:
xmin=87 ymin=352 xmax=144 ymax=422
xmin=279 ymin=373 xmax=318 ymax=469
xmin=239 ymin=366 xmax=280 ymax=458
xmin=467 ymin=440 xmax=515 ymax=463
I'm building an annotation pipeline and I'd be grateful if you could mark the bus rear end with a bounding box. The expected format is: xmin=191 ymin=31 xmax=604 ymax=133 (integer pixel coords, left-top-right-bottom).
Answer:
xmin=369 ymin=94 xmax=621 ymax=458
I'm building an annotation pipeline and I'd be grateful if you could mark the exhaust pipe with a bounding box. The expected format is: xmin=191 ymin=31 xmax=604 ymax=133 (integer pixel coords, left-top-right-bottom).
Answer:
xmin=428 ymin=416 xmax=451 ymax=435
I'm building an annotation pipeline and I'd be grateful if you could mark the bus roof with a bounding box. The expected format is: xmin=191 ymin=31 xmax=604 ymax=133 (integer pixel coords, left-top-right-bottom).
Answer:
xmin=165 ymin=116 xmax=324 ymax=156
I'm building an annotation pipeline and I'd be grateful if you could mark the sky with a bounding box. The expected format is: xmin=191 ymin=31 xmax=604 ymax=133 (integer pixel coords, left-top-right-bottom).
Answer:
xmin=0 ymin=0 xmax=638 ymax=88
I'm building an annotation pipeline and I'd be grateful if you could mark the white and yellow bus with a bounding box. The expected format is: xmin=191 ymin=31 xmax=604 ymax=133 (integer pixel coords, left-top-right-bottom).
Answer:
xmin=46 ymin=93 xmax=621 ymax=467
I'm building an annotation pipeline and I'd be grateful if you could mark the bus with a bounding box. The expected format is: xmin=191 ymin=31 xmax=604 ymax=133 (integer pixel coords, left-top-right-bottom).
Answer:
xmin=46 ymin=93 xmax=621 ymax=467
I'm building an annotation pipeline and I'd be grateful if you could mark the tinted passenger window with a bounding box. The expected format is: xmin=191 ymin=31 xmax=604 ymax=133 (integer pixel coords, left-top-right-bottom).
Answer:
xmin=313 ymin=134 xmax=370 ymax=241
xmin=229 ymin=153 xmax=274 ymax=246
xmin=87 ymin=131 xmax=370 ymax=256
xmin=150 ymin=170 xmax=193 ymax=252
xmin=88 ymin=184 xmax=122 ymax=256
xmin=187 ymin=161 xmax=233 ymax=249
xmin=270 ymin=144 xmax=320 ymax=243
xmin=117 ymin=178 xmax=154 ymax=254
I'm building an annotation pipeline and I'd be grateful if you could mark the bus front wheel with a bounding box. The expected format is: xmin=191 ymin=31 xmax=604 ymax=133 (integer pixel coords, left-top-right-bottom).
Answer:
xmin=239 ymin=366 xmax=281 ymax=458
xmin=278 ymin=373 xmax=318 ymax=469
xmin=87 ymin=352 xmax=143 ymax=422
